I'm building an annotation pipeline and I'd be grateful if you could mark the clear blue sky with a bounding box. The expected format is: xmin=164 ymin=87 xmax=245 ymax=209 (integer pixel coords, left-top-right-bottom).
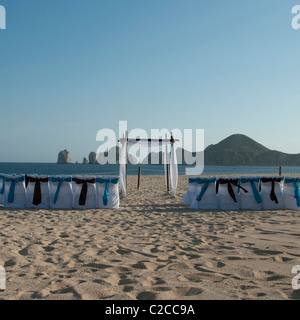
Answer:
xmin=0 ymin=0 xmax=299 ymax=162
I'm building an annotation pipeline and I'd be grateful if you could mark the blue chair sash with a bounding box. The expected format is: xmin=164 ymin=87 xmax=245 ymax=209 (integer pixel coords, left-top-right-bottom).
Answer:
xmin=4 ymin=176 xmax=25 ymax=203
xmin=195 ymin=178 xmax=217 ymax=202
xmin=50 ymin=177 xmax=72 ymax=204
xmin=0 ymin=176 xmax=5 ymax=195
xmin=96 ymin=178 xmax=119 ymax=206
xmin=284 ymin=178 xmax=300 ymax=207
xmin=188 ymin=178 xmax=199 ymax=184
xmin=240 ymin=177 xmax=262 ymax=204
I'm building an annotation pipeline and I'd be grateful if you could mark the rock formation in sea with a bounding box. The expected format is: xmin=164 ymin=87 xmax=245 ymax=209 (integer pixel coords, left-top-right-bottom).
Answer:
xmin=57 ymin=149 xmax=73 ymax=164
xmin=88 ymin=152 xmax=99 ymax=164
xmin=83 ymin=157 xmax=89 ymax=164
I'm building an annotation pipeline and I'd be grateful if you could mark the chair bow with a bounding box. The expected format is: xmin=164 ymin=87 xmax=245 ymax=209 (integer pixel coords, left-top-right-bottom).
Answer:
xmin=240 ymin=177 xmax=262 ymax=204
xmin=25 ymin=176 xmax=49 ymax=205
xmin=216 ymin=178 xmax=248 ymax=203
xmin=188 ymin=178 xmax=199 ymax=184
xmin=4 ymin=176 xmax=25 ymax=203
xmin=73 ymin=177 xmax=96 ymax=206
xmin=260 ymin=177 xmax=282 ymax=204
xmin=195 ymin=178 xmax=217 ymax=202
xmin=284 ymin=177 xmax=300 ymax=207
xmin=96 ymin=178 xmax=119 ymax=206
xmin=50 ymin=177 xmax=72 ymax=204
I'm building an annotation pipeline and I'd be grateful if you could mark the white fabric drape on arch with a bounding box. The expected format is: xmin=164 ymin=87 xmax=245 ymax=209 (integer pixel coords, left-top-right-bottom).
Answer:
xmin=119 ymin=139 xmax=128 ymax=196
xmin=119 ymin=139 xmax=178 ymax=197
xmin=169 ymin=142 xmax=178 ymax=196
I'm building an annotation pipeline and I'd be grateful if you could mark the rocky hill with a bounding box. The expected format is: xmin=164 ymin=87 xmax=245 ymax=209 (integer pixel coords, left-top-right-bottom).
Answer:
xmin=141 ymin=134 xmax=300 ymax=166
xmin=204 ymin=134 xmax=300 ymax=166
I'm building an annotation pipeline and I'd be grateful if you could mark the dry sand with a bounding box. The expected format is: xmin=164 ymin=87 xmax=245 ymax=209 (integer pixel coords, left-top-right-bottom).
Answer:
xmin=0 ymin=175 xmax=299 ymax=300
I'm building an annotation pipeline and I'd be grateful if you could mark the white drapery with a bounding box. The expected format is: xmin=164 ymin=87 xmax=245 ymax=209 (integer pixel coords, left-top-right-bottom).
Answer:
xmin=119 ymin=139 xmax=178 ymax=197
xmin=119 ymin=139 xmax=127 ymax=196
xmin=169 ymin=142 xmax=178 ymax=196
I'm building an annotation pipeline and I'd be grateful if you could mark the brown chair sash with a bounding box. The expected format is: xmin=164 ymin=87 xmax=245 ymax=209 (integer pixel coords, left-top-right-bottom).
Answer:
xmin=260 ymin=177 xmax=282 ymax=204
xmin=216 ymin=178 xmax=248 ymax=203
xmin=73 ymin=178 xmax=95 ymax=206
xmin=25 ymin=176 xmax=49 ymax=205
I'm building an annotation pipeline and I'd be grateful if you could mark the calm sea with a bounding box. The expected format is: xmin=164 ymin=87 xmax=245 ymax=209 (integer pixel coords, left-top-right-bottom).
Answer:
xmin=0 ymin=163 xmax=299 ymax=176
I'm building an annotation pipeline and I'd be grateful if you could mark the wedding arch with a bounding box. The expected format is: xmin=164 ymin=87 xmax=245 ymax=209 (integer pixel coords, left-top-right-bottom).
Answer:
xmin=119 ymin=132 xmax=179 ymax=197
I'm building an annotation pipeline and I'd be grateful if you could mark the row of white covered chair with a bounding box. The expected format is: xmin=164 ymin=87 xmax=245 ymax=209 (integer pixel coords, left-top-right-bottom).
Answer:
xmin=183 ymin=176 xmax=300 ymax=210
xmin=0 ymin=174 xmax=120 ymax=209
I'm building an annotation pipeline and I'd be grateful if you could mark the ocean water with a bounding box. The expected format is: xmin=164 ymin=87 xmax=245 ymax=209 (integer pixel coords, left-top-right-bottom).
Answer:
xmin=0 ymin=163 xmax=299 ymax=176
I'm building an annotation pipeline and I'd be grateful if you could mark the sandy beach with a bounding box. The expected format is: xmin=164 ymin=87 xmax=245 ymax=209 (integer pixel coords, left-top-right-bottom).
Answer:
xmin=0 ymin=174 xmax=299 ymax=300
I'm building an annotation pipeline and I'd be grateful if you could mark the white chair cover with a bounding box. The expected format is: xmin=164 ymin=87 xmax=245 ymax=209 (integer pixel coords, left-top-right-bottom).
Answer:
xmin=260 ymin=176 xmax=284 ymax=210
xmin=95 ymin=176 xmax=119 ymax=209
xmin=25 ymin=175 xmax=50 ymax=209
xmin=72 ymin=175 xmax=96 ymax=209
xmin=49 ymin=176 xmax=73 ymax=209
xmin=282 ymin=177 xmax=300 ymax=210
xmin=183 ymin=178 xmax=198 ymax=205
xmin=239 ymin=177 xmax=262 ymax=210
xmin=190 ymin=177 xmax=218 ymax=209
xmin=3 ymin=174 xmax=27 ymax=208
xmin=216 ymin=177 xmax=241 ymax=210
